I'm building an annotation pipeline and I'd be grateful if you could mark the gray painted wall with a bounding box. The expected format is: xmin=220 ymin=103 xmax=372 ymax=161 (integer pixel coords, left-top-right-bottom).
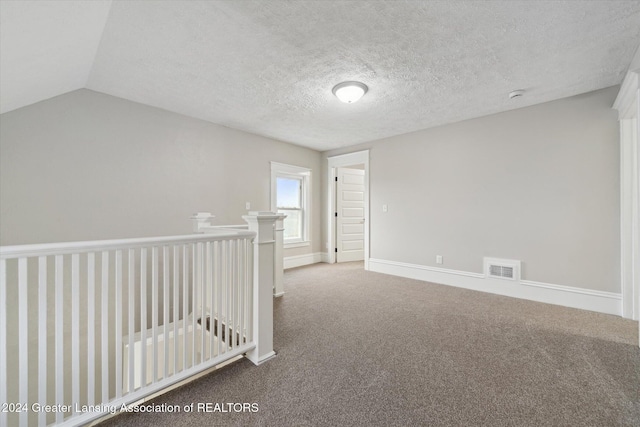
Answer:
xmin=0 ymin=89 xmax=322 ymax=257
xmin=324 ymin=87 xmax=620 ymax=293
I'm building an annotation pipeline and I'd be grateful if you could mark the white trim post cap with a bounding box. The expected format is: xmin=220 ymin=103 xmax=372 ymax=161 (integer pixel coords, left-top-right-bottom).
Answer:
xmin=190 ymin=212 xmax=215 ymax=233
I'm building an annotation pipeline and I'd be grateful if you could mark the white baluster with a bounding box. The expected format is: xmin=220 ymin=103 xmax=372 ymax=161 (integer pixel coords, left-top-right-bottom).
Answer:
xmin=101 ymin=252 xmax=109 ymax=403
xmin=228 ymin=241 xmax=233 ymax=352
xmin=71 ymin=254 xmax=80 ymax=414
xmin=163 ymin=246 xmax=169 ymax=379
xmin=182 ymin=245 xmax=188 ymax=371
xmin=216 ymin=241 xmax=222 ymax=357
xmin=238 ymin=239 xmax=245 ymax=350
xmin=0 ymin=259 xmax=6 ymax=427
xmin=208 ymin=242 xmax=215 ymax=359
xmin=115 ymin=250 xmax=122 ymax=398
xmin=191 ymin=243 xmax=196 ymax=367
xmin=140 ymin=248 xmax=147 ymax=389
xmin=18 ymin=257 xmax=28 ymax=427
xmin=127 ymin=249 xmax=135 ymax=394
xmin=38 ymin=256 xmax=47 ymax=426
xmin=199 ymin=242 xmax=205 ymax=362
xmin=55 ymin=255 xmax=64 ymax=424
xmin=151 ymin=247 xmax=158 ymax=383
xmin=205 ymin=241 xmax=212 ymax=360
xmin=87 ymin=253 xmax=95 ymax=406
xmin=173 ymin=245 xmax=179 ymax=374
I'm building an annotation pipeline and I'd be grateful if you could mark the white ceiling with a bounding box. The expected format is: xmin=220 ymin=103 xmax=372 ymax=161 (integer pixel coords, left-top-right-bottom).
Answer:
xmin=0 ymin=0 xmax=111 ymax=114
xmin=2 ymin=1 xmax=640 ymax=151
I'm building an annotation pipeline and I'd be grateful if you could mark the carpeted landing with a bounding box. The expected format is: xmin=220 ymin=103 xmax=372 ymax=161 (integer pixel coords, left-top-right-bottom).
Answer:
xmin=99 ymin=261 xmax=640 ymax=426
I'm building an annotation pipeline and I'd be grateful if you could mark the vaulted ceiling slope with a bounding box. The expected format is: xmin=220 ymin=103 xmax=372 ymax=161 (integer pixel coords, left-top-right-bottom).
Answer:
xmin=2 ymin=1 xmax=640 ymax=151
xmin=0 ymin=0 xmax=112 ymax=114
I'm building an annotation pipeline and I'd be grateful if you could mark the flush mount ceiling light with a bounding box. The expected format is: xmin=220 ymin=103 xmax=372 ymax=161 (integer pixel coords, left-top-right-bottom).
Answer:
xmin=332 ymin=81 xmax=368 ymax=103
xmin=509 ymin=89 xmax=525 ymax=99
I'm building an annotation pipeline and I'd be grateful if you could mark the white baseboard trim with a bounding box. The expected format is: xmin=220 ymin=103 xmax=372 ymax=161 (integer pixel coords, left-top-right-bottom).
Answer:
xmin=284 ymin=252 xmax=324 ymax=269
xmin=368 ymin=258 xmax=622 ymax=316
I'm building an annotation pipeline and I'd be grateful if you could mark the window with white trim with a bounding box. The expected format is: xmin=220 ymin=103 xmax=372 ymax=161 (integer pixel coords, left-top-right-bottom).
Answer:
xmin=271 ymin=162 xmax=311 ymax=247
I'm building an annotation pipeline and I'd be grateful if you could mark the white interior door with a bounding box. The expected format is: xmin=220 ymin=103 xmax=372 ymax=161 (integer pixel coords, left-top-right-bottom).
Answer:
xmin=336 ymin=167 xmax=365 ymax=262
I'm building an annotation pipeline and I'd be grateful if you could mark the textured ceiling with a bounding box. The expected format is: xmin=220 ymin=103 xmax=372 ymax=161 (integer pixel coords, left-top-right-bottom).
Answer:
xmin=2 ymin=1 xmax=640 ymax=151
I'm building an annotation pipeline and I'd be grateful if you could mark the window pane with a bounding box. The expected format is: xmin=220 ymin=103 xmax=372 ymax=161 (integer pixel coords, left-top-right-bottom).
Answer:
xmin=280 ymin=209 xmax=302 ymax=240
xmin=276 ymin=177 xmax=301 ymax=209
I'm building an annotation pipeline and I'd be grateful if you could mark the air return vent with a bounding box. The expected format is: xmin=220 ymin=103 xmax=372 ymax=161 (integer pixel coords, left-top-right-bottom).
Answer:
xmin=489 ymin=265 xmax=514 ymax=279
xmin=483 ymin=258 xmax=521 ymax=281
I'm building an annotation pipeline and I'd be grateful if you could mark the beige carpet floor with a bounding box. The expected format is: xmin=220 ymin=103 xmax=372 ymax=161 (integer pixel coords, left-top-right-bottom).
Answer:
xmin=100 ymin=261 xmax=640 ymax=426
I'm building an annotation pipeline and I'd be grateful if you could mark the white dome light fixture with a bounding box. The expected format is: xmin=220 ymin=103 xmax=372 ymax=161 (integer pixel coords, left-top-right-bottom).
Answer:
xmin=509 ymin=89 xmax=525 ymax=99
xmin=332 ymin=81 xmax=368 ymax=103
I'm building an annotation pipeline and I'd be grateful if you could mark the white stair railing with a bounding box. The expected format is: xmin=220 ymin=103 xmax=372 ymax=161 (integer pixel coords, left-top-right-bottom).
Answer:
xmin=191 ymin=212 xmax=286 ymax=297
xmin=0 ymin=212 xmax=277 ymax=427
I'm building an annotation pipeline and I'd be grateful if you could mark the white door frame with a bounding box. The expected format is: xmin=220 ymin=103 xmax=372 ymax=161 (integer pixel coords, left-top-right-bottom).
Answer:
xmin=327 ymin=150 xmax=370 ymax=269
xmin=613 ymin=45 xmax=639 ymax=344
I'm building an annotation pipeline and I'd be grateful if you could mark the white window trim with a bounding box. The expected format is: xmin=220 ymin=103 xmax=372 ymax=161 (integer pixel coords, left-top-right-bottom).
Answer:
xmin=271 ymin=162 xmax=311 ymax=248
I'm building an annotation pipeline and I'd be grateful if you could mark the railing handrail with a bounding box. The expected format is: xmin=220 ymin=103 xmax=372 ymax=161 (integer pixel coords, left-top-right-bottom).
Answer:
xmin=0 ymin=230 xmax=256 ymax=259
xmin=201 ymin=224 xmax=249 ymax=229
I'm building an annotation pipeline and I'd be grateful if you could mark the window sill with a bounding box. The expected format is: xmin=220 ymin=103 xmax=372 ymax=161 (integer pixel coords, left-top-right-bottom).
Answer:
xmin=284 ymin=241 xmax=311 ymax=249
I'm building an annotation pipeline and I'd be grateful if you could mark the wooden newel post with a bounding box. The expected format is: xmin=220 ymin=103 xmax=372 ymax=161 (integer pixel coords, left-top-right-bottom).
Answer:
xmin=242 ymin=211 xmax=279 ymax=365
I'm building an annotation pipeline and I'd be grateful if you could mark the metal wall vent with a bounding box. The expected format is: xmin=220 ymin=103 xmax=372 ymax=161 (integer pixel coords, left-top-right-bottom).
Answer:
xmin=484 ymin=258 xmax=521 ymax=281
xmin=489 ymin=265 xmax=514 ymax=279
